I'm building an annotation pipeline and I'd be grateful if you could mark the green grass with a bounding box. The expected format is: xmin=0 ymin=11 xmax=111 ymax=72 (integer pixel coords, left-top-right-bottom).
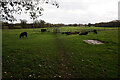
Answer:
xmin=2 ymin=29 xmax=62 ymax=78
xmin=56 ymin=29 xmax=118 ymax=78
xmin=2 ymin=27 xmax=119 ymax=79
xmin=48 ymin=26 xmax=119 ymax=32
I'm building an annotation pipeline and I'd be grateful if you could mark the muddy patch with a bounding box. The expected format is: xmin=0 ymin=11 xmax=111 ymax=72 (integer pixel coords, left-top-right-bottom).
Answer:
xmin=83 ymin=40 xmax=104 ymax=44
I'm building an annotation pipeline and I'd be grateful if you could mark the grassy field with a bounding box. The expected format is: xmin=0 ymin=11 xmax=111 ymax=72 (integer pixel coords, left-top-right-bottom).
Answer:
xmin=2 ymin=27 xmax=119 ymax=79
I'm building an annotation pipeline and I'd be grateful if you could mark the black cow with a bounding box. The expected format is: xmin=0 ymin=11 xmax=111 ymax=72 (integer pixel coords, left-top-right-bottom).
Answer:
xmin=93 ymin=29 xmax=97 ymax=34
xmin=71 ymin=32 xmax=77 ymax=34
xmin=19 ymin=32 xmax=27 ymax=38
xmin=61 ymin=32 xmax=65 ymax=34
xmin=41 ymin=29 xmax=47 ymax=32
xmin=65 ymin=32 xmax=71 ymax=35
xmin=75 ymin=32 xmax=80 ymax=34
xmin=79 ymin=32 xmax=88 ymax=35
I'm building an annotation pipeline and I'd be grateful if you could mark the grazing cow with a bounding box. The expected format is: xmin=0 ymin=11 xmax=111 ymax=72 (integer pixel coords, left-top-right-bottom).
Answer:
xmin=75 ymin=32 xmax=80 ymax=34
xmin=61 ymin=32 xmax=65 ymax=34
xmin=69 ymin=32 xmax=80 ymax=35
xmin=65 ymin=32 xmax=71 ymax=35
xmin=19 ymin=32 xmax=27 ymax=38
xmin=71 ymin=32 xmax=77 ymax=34
xmin=79 ymin=32 xmax=88 ymax=35
xmin=93 ymin=29 xmax=97 ymax=34
xmin=41 ymin=29 xmax=47 ymax=32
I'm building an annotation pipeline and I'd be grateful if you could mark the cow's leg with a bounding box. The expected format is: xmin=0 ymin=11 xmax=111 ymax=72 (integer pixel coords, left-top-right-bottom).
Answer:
xmin=25 ymin=34 xmax=27 ymax=37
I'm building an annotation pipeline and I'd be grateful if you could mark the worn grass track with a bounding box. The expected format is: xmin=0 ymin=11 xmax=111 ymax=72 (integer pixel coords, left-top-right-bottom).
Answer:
xmin=54 ymin=33 xmax=73 ymax=78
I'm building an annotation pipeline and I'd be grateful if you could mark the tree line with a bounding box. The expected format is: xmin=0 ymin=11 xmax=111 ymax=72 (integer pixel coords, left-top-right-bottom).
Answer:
xmin=2 ymin=20 xmax=120 ymax=29
xmin=2 ymin=20 xmax=65 ymax=29
xmin=93 ymin=20 xmax=120 ymax=27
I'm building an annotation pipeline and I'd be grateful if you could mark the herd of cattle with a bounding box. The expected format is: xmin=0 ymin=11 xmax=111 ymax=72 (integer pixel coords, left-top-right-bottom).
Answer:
xmin=19 ymin=29 xmax=97 ymax=38
xmin=61 ymin=29 xmax=97 ymax=35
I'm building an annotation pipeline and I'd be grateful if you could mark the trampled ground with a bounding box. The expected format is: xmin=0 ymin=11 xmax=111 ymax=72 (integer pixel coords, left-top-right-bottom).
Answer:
xmin=2 ymin=27 xmax=119 ymax=79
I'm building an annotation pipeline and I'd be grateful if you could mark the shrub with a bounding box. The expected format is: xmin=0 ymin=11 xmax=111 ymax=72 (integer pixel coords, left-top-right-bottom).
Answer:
xmin=2 ymin=26 xmax=9 ymax=29
xmin=13 ymin=26 xmax=22 ymax=29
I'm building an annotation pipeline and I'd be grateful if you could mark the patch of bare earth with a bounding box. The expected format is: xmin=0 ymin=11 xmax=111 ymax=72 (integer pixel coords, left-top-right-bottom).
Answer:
xmin=83 ymin=40 xmax=104 ymax=44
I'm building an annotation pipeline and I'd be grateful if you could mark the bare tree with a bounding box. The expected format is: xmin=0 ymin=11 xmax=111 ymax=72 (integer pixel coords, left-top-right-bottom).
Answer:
xmin=20 ymin=19 xmax=27 ymax=28
xmin=39 ymin=20 xmax=45 ymax=28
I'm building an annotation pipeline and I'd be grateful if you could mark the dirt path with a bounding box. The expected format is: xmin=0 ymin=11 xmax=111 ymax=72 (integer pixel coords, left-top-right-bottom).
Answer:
xmin=53 ymin=33 xmax=72 ymax=78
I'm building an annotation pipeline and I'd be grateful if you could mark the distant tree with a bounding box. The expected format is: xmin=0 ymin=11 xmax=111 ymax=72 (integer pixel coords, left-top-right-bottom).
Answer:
xmin=56 ymin=23 xmax=64 ymax=27
xmin=88 ymin=23 xmax=91 ymax=27
xmin=2 ymin=21 xmax=8 ymax=26
xmin=84 ymin=24 xmax=87 ymax=27
xmin=20 ymin=19 xmax=27 ymax=28
xmin=33 ymin=20 xmax=40 ymax=28
xmin=45 ymin=23 xmax=52 ymax=27
xmin=73 ymin=24 xmax=78 ymax=27
xmin=39 ymin=20 xmax=45 ymax=28
xmin=68 ymin=24 xmax=72 ymax=26
xmin=2 ymin=21 xmax=8 ymax=29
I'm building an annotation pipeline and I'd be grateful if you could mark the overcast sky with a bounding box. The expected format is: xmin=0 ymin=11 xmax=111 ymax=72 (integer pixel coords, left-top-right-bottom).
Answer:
xmin=15 ymin=0 xmax=119 ymax=24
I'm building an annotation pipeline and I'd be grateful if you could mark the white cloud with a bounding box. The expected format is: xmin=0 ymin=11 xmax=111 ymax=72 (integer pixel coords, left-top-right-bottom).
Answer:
xmin=14 ymin=0 xmax=119 ymax=24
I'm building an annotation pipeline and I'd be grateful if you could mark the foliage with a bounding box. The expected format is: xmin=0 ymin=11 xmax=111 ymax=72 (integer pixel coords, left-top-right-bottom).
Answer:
xmin=0 ymin=0 xmax=59 ymax=22
xmin=88 ymin=23 xmax=91 ymax=27
xmin=94 ymin=20 xmax=120 ymax=27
